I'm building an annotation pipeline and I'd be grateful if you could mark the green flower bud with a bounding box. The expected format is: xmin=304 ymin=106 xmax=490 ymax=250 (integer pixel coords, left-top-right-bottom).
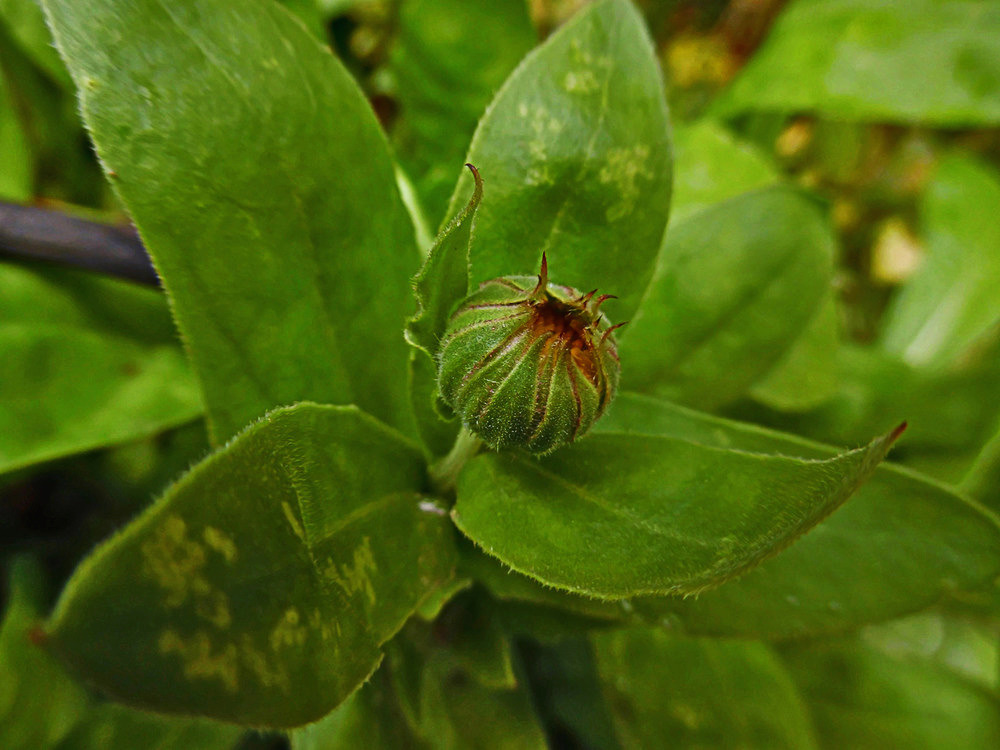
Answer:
xmin=437 ymin=255 xmax=623 ymax=455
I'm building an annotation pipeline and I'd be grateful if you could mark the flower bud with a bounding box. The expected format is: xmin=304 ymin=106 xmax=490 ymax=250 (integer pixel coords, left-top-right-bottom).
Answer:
xmin=437 ymin=255 xmax=622 ymax=455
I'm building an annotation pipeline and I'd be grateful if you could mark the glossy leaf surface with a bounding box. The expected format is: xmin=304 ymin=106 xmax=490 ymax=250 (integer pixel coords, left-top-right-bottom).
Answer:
xmin=46 ymin=404 xmax=456 ymax=727
xmin=453 ymin=422 xmax=900 ymax=598
xmin=600 ymin=393 xmax=1000 ymax=637
xmin=0 ymin=263 xmax=201 ymax=476
xmin=622 ymin=187 xmax=835 ymax=408
xmin=716 ymin=0 xmax=1000 ymax=125
xmin=43 ymin=0 xmax=419 ymax=442
xmin=448 ymin=0 xmax=672 ymax=318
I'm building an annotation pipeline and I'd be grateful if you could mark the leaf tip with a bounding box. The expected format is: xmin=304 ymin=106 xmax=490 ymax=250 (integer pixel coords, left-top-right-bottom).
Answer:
xmin=889 ymin=421 xmax=908 ymax=444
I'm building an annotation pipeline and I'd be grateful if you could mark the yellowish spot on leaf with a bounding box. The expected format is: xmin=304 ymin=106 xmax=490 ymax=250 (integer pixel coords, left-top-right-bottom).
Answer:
xmin=323 ymin=537 xmax=378 ymax=605
xmin=599 ymin=145 xmax=652 ymax=221
xmin=203 ymin=526 xmax=238 ymax=563
xmin=270 ymin=607 xmax=308 ymax=651
xmin=158 ymin=629 xmax=239 ymax=693
xmin=563 ymin=70 xmax=599 ymax=94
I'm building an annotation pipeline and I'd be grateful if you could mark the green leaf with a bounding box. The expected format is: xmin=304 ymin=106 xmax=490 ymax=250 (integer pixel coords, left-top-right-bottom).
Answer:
xmin=57 ymin=704 xmax=240 ymax=750
xmin=405 ymin=164 xmax=483 ymax=456
xmin=292 ymin=674 xmax=419 ymax=750
xmin=459 ymin=542 xmax=627 ymax=624
xmin=881 ymin=156 xmax=1000 ymax=367
xmin=0 ymin=0 xmax=72 ymax=87
xmin=406 ymin=164 xmax=483 ymax=359
xmin=0 ymin=558 xmax=89 ymax=750
xmin=415 ymin=658 xmax=547 ymax=750
xmin=715 ymin=0 xmax=1000 ymax=125
xmin=45 ymin=404 xmax=456 ymax=728
xmin=592 ymin=629 xmax=818 ymax=749
xmin=621 ymin=186 xmax=835 ymax=409
xmin=385 ymin=620 xmax=547 ymax=750
xmin=963 ymin=425 xmax=1000 ymax=510
xmin=782 ymin=638 xmax=1000 ymax=749
xmin=389 ymin=0 xmax=536 ymax=224
xmin=751 ymin=343 xmax=1000 ymax=482
xmin=0 ymin=263 xmax=202 ymax=476
xmin=1 ymin=557 xmax=242 ymax=750
xmin=670 ymin=119 xmax=779 ymax=224
xmin=447 ymin=0 xmax=672 ymax=318
xmin=452 ymin=421 xmax=901 ymax=598
xmin=599 ymin=393 xmax=1000 ymax=637
xmin=43 ymin=0 xmax=420 ymax=443
xmin=750 ymin=294 xmax=841 ymax=411
xmin=0 ymin=66 xmax=33 ymax=200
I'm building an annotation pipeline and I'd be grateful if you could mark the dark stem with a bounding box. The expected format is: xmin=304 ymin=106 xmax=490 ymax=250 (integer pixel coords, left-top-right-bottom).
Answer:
xmin=0 ymin=201 xmax=159 ymax=286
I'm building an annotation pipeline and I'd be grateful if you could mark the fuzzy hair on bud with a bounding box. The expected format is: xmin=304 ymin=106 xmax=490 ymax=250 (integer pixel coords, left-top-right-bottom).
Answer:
xmin=436 ymin=255 xmax=622 ymax=455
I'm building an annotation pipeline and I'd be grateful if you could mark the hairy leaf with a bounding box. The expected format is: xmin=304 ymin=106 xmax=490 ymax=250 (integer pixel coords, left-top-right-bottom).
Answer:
xmin=447 ymin=0 xmax=672 ymax=318
xmin=452 ymin=422 xmax=901 ymax=598
xmin=600 ymin=393 xmax=1000 ymax=637
xmin=43 ymin=0 xmax=420 ymax=442
xmin=45 ymin=404 xmax=456 ymax=727
xmin=0 ymin=263 xmax=201 ymax=476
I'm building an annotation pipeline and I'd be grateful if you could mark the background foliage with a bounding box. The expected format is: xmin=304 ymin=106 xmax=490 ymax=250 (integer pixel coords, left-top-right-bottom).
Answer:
xmin=3 ymin=0 xmax=1000 ymax=748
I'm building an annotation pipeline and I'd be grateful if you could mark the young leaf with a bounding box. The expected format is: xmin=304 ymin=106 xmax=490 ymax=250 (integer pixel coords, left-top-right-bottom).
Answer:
xmin=881 ymin=156 xmax=1000 ymax=367
xmin=621 ymin=186 xmax=836 ymax=408
xmin=405 ymin=164 xmax=483 ymax=456
xmin=447 ymin=0 xmax=672 ymax=318
xmin=452 ymin=422 xmax=902 ymax=598
xmin=406 ymin=164 xmax=483 ymax=359
xmin=714 ymin=0 xmax=1000 ymax=125
xmin=389 ymin=0 xmax=536 ymax=223
xmin=592 ymin=629 xmax=819 ymax=749
xmin=44 ymin=404 xmax=456 ymax=728
xmin=600 ymin=393 xmax=1000 ymax=638
xmin=42 ymin=0 xmax=420 ymax=443
xmin=0 ymin=263 xmax=201 ymax=476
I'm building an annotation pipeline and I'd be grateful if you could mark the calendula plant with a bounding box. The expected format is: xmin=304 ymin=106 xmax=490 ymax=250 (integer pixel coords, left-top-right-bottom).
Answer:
xmin=4 ymin=0 xmax=1000 ymax=747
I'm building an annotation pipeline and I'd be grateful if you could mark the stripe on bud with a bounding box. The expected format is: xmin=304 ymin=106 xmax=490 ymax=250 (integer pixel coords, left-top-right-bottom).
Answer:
xmin=437 ymin=254 xmax=623 ymax=455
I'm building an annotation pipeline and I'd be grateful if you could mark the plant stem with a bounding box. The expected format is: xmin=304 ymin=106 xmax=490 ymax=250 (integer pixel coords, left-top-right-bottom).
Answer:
xmin=429 ymin=427 xmax=483 ymax=497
